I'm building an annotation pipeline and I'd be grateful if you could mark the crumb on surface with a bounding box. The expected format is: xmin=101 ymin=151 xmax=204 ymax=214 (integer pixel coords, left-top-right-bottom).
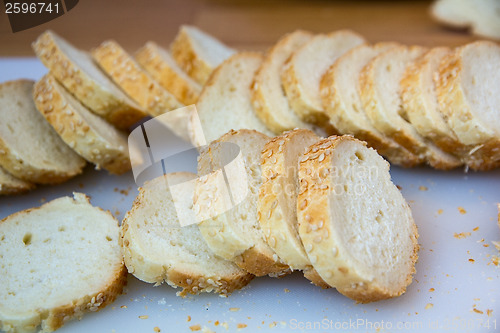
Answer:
xmin=490 ymin=255 xmax=499 ymax=266
xmin=221 ymin=322 xmax=229 ymax=330
xmin=469 ymin=258 xmax=475 ymax=262
xmin=120 ymin=305 xmax=127 ymax=309
xmin=396 ymin=185 xmax=402 ymax=190
xmin=139 ymin=315 xmax=148 ymax=319
xmin=487 ymin=309 xmax=493 ymax=316
xmin=473 ymin=308 xmax=483 ymax=314
xmin=189 ymin=324 xmax=201 ymax=331
xmin=154 ymin=327 xmax=161 ymax=332
xmin=458 ymin=206 xmax=467 ymax=214
xmin=214 ymin=321 xmax=219 ymax=326
xmin=230 ymin=307 xmax=240 ymax=312
xmin=454 ymin=232 xmax=471 ymax=239
xmin=284 ymin=288 xmax=290 ymax=293
xmin=429 ymin=288 xmax=435 ymax=292
xmin=425 ymin=303 xmax=433 ymax=310
xmin=419 ymin=185 xmax=428 ymax=191
xmin=237 ymin=323 xmax=247 ymax=329
xmin=187 ymin=315 xmax=191 ymax=322
xmin=473 ymin=226 xmax=479 ymax=231
xmin=437 ymin=209 xmax=443 ymax=215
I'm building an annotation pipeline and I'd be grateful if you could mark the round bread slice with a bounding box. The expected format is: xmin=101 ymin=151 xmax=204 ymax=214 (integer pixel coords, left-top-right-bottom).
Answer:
xmin=297 ymin=136 xmax=419 ymax=303
xmin=0 ymin=193 xmax=127 ymax=333
xmin=320 ymin=43 xmax=424 ymax=168
xmin=258 ymin=129 xmax=329 ymax=288
xmin=0 ymin=80 xmax=86 ymax=184
xmin=190 ymin=52 xmax=273 ymax=147
xmin=251 ymin=30 xmax=317 ymax=134
xmin=401 ymin=47 xmax=466 ymax=159
xmin=194 ymin=129 xmax=289 ymax=277
xmin=282 ymin=30 xmax=365 ymax=132
xmin=359 ymin=45 xmax=462 ymax=170
xmin=121 ymin=172 xmax=253 ymax=296
xmin=135 ymin=42 xmax=202 ymax=105
xmin=92 ymin=40 xmax=183 ymax=117
xmin=32 ymin=31 xmax=147 ymax=130
xmin=0 ymin=166 xmax=34 ymax=195
xmin=34 ymin=75 xmax=131 ymax=175
xmin=170 ymin=25 xmax=236 ymax=85
xmin=435 ymin=41 xmax=500 ymax=171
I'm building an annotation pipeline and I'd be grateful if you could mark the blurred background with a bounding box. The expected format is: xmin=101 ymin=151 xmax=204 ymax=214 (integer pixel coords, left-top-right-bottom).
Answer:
xmin=0 ymin=0 xmax=479 ymax=56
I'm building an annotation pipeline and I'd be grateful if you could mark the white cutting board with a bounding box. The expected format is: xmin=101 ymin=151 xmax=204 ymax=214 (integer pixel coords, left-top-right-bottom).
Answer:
xmin=1 ymin=59 xmax=499 ymax=333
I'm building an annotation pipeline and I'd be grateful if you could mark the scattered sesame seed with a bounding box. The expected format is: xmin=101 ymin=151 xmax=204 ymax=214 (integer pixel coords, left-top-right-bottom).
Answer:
xmin=189 ymin=324 xmax=201 ymax=331
xmin=419 ymin=186 xmax=428 ymax=191
xmin=229 ymin=307 xmax=240 ymax=312
xmin=139 ymin=315 xmax=148 ymax=319
xmin=425 ymin=303 xmax=433 ymax=310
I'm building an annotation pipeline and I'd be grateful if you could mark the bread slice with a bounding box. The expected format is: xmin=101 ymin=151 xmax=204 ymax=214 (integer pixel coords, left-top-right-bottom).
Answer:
xmin=297 ymin=136 xmax=419 ymax=302
xmin=34 ymin=75 xmax=131 ymax=175
xmin=0 ymin=193 xmax=127 ymax=333
xmin=0 ymin=80 xmax=86 ymax=184
xmin=171 ymin=25 xmax=236 ymax=85
xmin=401 ymin=47 xmax=466 ymax=158
xmin=431 ymin=0 xmax=500 ymax=40
xmin=92 ymin=40 xmax=183 ymax=117
xmin=282 ymin=30 xmax=365 ymax=132
xmin=194 ymin=129 xmax=289 ymax=277
xmin=359 ymin=45 xmax=462 ymax=170
xmin=258 ymin=129 xmax=329 ymax=288
xmin=435 ymin=41 xmax=500 ymax=171
xmin=32 ymin=31 xmax=147 ymax=130
xmin=135 ymin=42 xmax=202 ymax=105
xmin=251 ymin=30 xmax=318 ymax=134
xmin=0 ymin=166 xmax=35 ymax=195
xmin=121 ymin=172 xmax=253 ymax=296
xmin=190 ymin=52 xmax=273 ymax=147
xmin=320 ymin=43 xmax=424 ymax=168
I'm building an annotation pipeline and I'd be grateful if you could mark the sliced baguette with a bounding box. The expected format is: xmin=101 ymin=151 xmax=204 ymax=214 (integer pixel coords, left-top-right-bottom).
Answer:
xmin=400 ymin=46 xmax=466 ymax=158
xmin=135 ymin=42 xmax=202 ymax=105
xmin=431 ymin=0 xmax=500 ymax=40
xmin=258 ymin=129 xmax=329 ymax=288
xmin=121 ymin=172 xmax=253 ymax=296
xmin=297 ymin=136 xmax=419 ymax=303
xmin=320 ymin=43 xmax=424 ymax=168
xmin=34 ymin=75 xmax=131 ymax=175
xmin=282 ymin=30 xmax=365 ymax=132
xmin=32 ymin=31 xmax=147 ymax=130
xmin=435 ymin=41 xmax=500 ymax=170
xmin=194 ymin=129 xmax=289 ymax=277
xmin=360 ymin=45 xmax=462 ymax=170
xmin=251 ymin=30 xmax=317 ymax=134
xmin=92 ymin=40 xmax=183 ymax=117
xmin=0 ymin=79 xmax=86 ymax=184
xmin=0 ymin=166 xmax=35 ymax=195
xmin=190 ymin=52 xmax=273 ymax=147
xmin=0 ymin=193 xmax=127 ymax=333
xmin=171 ymin=25 xmax=236 ymax=85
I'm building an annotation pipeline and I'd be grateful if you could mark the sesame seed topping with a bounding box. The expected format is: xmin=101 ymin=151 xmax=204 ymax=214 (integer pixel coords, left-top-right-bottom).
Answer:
xmin=318 ymin=153 xmax=325 ymax=162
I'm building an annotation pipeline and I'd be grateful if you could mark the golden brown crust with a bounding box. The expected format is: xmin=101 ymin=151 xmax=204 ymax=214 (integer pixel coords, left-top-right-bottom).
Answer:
xmin=32 ymin=31 xmax=147 ymax=130
xmin=303 ymin=267 xmax=331 ymax=289
xmin=435 ymin=43 xmax=500 ymax=171
xmin=233 ymin=247 xmax=290 ymax=277
xmin=170 ymin=27 xmax=216 ymax=85
xmin=33 ymin=75 xmax=131 ymax=175
xmin=92 ymin=40 xmax=183 ymax=117
xmin=135 ymin=42 xmax=201 ymax=105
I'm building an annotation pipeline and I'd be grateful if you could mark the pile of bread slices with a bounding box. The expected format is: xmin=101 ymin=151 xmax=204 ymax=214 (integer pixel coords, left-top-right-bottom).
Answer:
xmin=1 ymin=25 xmax=499 ymax=195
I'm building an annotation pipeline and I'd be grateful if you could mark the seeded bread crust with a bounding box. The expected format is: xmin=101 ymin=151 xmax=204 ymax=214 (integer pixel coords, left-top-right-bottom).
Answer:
xmin=171 ymin=25 xmax=235 ymax=85
xmin=297 ymin=136 xmax=419 ymax=302
xmin=195 ymin=129 xmax=289 ymax=277
xmin=251 ymin=30 xmax=317 ymax=134
xmin=135 ymin=42 xmax=202 ymax=105
xmin=0 ymin=79 xmax=86 ymax=184
xmin=0 ymin=193 xmax=127 ymax=333
xmin=92 ymin=40 xmax=183 ymax=117
xmin=120 ymin=173 xmax=253 ymax=296
xmin=33 ymin=75 xmax=131 ymax=175
xmin=0 ymin=167 xmax=35 ymax=196
xmin=32 ymin=31 xmax=147 ymax=130
xmin=435 ymin=41 xmax=500 ymax=171
xmin=320 ymin=43 xmax=423 ymax=168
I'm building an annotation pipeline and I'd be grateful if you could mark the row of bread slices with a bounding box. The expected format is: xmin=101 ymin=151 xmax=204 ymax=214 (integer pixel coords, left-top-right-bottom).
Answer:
xmin=0 ymin=26 xmax=227 ymax=195
xmin=0 ymin=128 xmax=418 ymax=332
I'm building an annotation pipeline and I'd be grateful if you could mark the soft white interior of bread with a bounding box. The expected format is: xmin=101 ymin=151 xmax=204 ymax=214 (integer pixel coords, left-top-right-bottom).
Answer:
xmin=0 ymin=166 xmax=29 ymax=189
xmin=461 ymin=43 xmax=500 ymax=136
xmin=126 ymin=173 xmax=242 ymax=277
xmin=0 ymin=194 xmax=121 ymax=317
xmin=0 ymin=81 xmax=83 ymax=172
xmin=329 ymin=141 xmax=415 ymax=289
xmin=184 ymin=26 xmax=235 ymax=68
xmin=292 ymin=32 xmax=365 ymax=110
xmin=51 ymin=33 xmax=127 ymax=99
